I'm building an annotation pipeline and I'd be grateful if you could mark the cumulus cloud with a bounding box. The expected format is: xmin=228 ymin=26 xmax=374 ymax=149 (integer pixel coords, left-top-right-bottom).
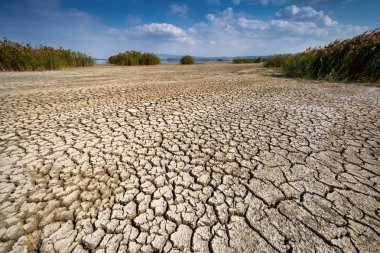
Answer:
xmin=0 ymin=0 xmax=368 ymax=57
xmin=169 ymin=4 xmax=188 ymax=17
xmin=238 ymin=18 xmax=270 ymax=30
xmin=276 ymin=5 xmax=338 ymax=26
xmin=122 ymin=5 xmax=366 ymax=56
xmin=190 ymin=5 xmax=367 ymax=55
xmin=136 ymin=23 xmax=185 ymax=36
xmin=197 ymin=5 xmax=338 ymax=36
xmin=269 ymin=20 xmax=322 ymax=34
xmin=132 ymin=23 xmax=195 ymax=44
xmin=244 ymin=0 xmax=351 ymax=5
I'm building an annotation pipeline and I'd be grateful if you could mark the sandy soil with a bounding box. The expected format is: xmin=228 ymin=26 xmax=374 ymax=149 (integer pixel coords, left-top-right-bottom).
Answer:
xmin=0 ymin=64 xmax=379 ymax=252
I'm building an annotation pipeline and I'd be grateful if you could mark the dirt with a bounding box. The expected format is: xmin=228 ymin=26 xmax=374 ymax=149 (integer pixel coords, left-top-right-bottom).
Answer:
xmin=0 ymin=64 xmax=379 ymax=252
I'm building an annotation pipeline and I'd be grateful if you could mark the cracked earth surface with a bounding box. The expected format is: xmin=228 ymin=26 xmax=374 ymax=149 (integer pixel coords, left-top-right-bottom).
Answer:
xmin=0 ymin=64 xmax=379 ymax=253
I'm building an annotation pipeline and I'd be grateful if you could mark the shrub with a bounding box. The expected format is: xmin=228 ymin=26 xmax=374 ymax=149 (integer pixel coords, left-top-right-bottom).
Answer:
xmin=233 ymin=58 xmax=254 ymax=64
xmin=263 ymin=54 xmax=294 ymax=68
xmin=266 ymin=29 xmax=380 ymax=82
xmin=180 ymin=55 xmax=195 ymax=65
xmin=233 ymin=57 xmax=264 ymax=64
xmin=139 ymin=53 xmax=161 ymax=65
xmin=0 ymin=39 xmax=94 ymax=71
xmin=254 ymin=57 xmax=265 ymax=63
xmin=108 ymin=51 xmax=160 ymax=66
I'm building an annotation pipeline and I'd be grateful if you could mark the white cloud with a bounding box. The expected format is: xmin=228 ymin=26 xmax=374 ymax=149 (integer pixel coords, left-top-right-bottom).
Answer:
xmin=323 ymin=16 xmax=337 ymax=26
xmin=269 ymin=20 xmax=322 ymax=34
xmin=276 ymin=5 xmax=338 ymax=26
xmin=0 ymin=1 xmax=368 ymax=57
xmin=189 ymin=6 xmax=366 ymax=56
xmin=169 ymin=4 xmax=188 ymax=17
xmin=238 ymin=18 xmax=270 ymax=30
xmin=133 ymin=23 xmax=195 ymax=44
xmin=199 ymin=5 xmax=344 ymax=36
xmin=244 ymin=0 xmax=351 ymax=5
xmin=136 ymin=23 xmax=185 ymax=36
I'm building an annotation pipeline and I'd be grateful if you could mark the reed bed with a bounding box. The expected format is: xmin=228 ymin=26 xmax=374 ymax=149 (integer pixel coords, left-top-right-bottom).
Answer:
xmin=283 ymin=29 xmax=379 ymax=82
xmin=180 ymin=55 xmax=195 ymax=65
xmin=233 ymin=57 xmax=264 ymax=64
xmin=263 ymin=54 xmax=293 ymax=68
xmin=0 ymin=39 xmax=94 ymax=71
xmin=264 ymin=29 xmax=380 ymax=82
xmin=108 ymin=51 xmax=160 ymax=66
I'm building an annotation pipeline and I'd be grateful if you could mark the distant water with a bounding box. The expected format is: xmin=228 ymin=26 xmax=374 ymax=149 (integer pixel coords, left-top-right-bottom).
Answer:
xmin=95 ymin=59 xmax=108 ymax=65
xmin=161 ymin=59 xmax=179 ymax=65
xmin=94 ymin=58 xmax=232 ymax=65
xmin=161 ymin=58 xmax=232 ymax=64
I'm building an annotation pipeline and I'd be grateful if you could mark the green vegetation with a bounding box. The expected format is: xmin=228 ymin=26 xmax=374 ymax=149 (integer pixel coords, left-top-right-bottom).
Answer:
xmin=263 ymin=54 xmax=293 ymax=68
xmin=180 ymin=55 xmax=195 ymax=65
xmin=265 ymin=29 xmax=380 ymax=82
xmin=108 ymin=51 xmax=160 ymax=66
xmin=233 ymin=58 xmax=254 ymax=64
xmin=233 ymin=57 xmax=264 ymax=64
xmin=0 ymin=39 xmax=94 ymax=71
xmin=283 ymin=30 xmax=380 ymax=82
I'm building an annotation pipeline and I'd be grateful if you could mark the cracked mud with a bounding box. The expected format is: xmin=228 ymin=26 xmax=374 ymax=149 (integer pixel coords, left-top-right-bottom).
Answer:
xmin=0 ymin=64 xmax=379 ymax=252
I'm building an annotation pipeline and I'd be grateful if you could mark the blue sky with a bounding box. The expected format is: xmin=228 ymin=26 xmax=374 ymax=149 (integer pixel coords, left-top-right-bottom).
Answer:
xmin=0 ymin=0 xmax=378 ymax=58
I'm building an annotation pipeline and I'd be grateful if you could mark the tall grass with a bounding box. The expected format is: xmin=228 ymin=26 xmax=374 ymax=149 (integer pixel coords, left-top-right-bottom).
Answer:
xmin=233 ymin=57 xmax=264 ymax=64
xmin=264 ymin=29 xmax=380 ymax=82
xmin=180 ymin=55 xmax=195 ymax=65
xmin=108 ymin=51 xmax=160 ymax=66
xmin=283 ymin=29 xmax=380 ymax=82
xmin=0 ymin=39 xmax=94 ymax=71
xmin=263 ymin=54 xmax=293 ymax=68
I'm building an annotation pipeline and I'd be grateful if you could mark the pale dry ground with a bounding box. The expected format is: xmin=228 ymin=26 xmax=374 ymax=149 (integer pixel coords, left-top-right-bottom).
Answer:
xmin=0 ymin=64 xmax=379 ymax=253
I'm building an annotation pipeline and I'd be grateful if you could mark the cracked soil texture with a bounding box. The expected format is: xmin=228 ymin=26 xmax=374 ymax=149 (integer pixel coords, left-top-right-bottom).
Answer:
xmin=0 ymin=64 xmax=379 ymax=253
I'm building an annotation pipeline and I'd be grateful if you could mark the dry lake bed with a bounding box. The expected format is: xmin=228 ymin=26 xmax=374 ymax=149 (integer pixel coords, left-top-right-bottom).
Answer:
xmin=0 ymin=64 xmax=379 ymax=252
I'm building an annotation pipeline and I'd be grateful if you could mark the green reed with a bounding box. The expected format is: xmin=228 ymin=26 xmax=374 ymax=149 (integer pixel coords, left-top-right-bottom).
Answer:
xmin=0 ymin=39 xmax=94 ymax=71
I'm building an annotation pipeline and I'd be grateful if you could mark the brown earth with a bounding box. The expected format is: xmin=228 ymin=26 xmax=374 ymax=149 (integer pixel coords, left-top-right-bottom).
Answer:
xmin=0 ymin=64 xmax=379 ymax=252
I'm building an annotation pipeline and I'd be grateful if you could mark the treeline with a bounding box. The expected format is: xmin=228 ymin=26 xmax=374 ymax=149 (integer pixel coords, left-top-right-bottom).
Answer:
xmin=108 ymin=51 xmax=160 ymax=66
xmin=0 ymin=39 xmax=94 ymax=71
xmin=264 ymin=29 xmax=380 ymax=82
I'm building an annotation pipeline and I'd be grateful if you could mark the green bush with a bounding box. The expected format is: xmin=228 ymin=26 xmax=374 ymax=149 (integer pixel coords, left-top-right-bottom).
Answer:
xmin=180 ymin=55 xmax=195 ymax=65
xmin=0 ymin=39 xmax=94 ymax=71
xmin=283 ymin=29 xmax=380 ymax=82
xmin=233 ymin=57 xmax=264 ymax=64
xmin=108 ymin=51 xmax=160 ymax=66
xmin=263 ymin=54 xmax=294 ymax=68
xmin=233 ymin=58 xmax=254 ymax=64
xmin=254 ymin=57 xmax=265 ymax=63
xmin=139 ymin=53 xmax=161 ymax=65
